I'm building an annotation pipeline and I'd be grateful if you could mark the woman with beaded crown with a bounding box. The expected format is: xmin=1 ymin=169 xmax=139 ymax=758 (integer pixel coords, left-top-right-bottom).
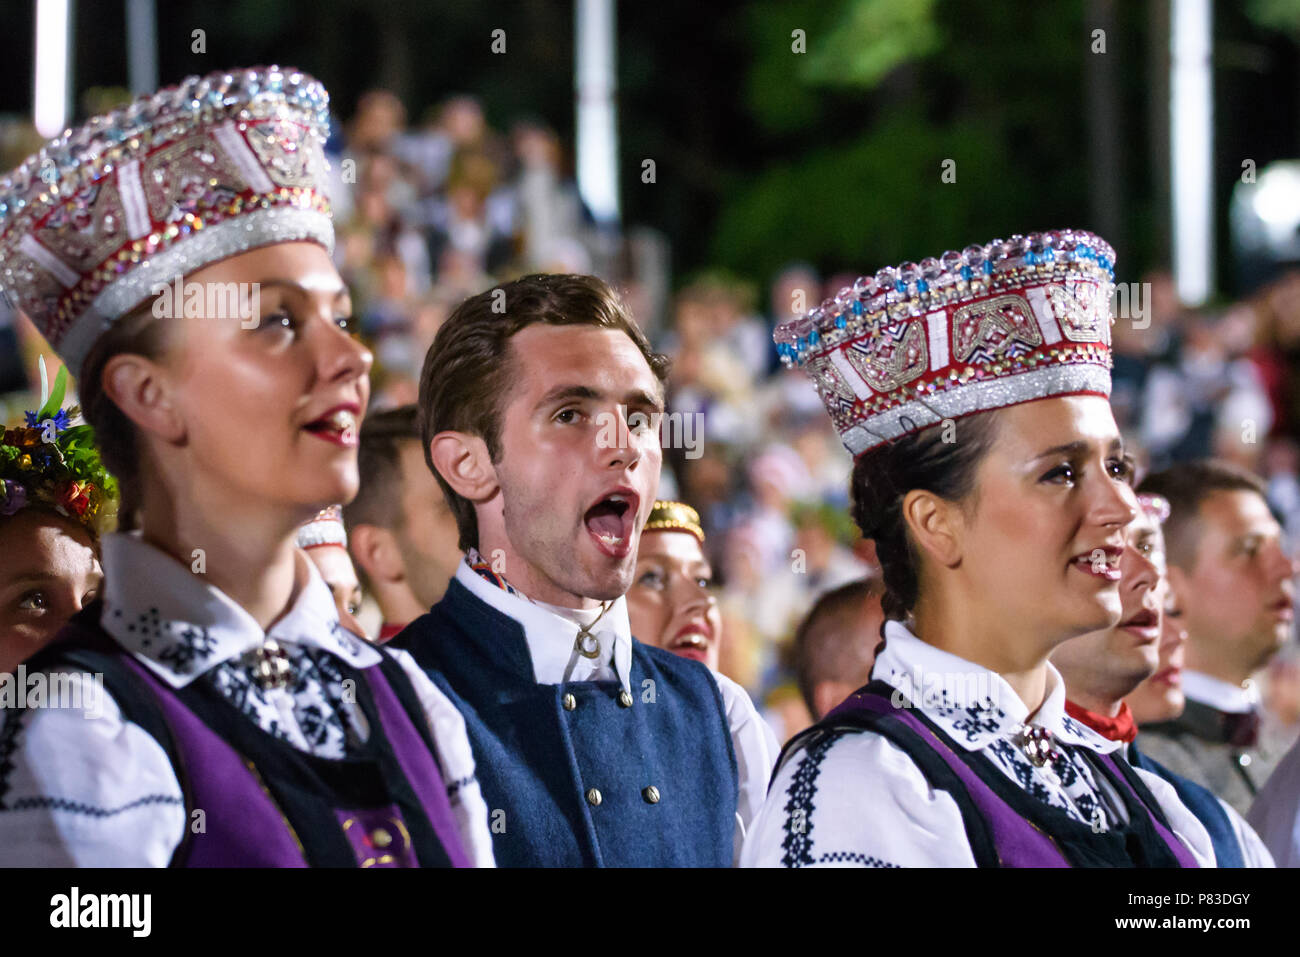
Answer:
xmin=0 ymin=67 xmax=492 ymax=866
xmin=741 ymin=231 xmax=1214 ymax=867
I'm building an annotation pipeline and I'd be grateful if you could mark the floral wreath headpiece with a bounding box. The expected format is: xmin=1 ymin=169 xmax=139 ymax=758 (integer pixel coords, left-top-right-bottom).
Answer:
xmin=0 ymin=358 xmax=119 ymax=537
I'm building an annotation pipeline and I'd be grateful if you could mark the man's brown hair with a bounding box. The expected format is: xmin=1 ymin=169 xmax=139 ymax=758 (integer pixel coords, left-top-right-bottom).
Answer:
xmin=1137 ymin=459 xmax=1269 ymax=570
xmin=343 ymin=404 xmax=420 ymax=532
xmin=792 ymin=577 xmax=884 ymax=719
xmin=417 ymin=273 xmax=670 ymax=552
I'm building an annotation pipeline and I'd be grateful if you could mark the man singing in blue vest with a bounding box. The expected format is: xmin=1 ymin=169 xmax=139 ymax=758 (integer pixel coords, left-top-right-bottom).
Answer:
xmin=391 ymin=273 xmax=777 ymax=866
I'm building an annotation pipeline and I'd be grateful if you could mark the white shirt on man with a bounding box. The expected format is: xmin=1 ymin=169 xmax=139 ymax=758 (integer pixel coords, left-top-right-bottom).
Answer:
xmin=452 ymin=559 xmax=779 ymax=864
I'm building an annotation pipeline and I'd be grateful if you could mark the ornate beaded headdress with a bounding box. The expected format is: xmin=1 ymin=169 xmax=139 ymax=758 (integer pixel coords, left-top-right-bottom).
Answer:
xmin=643 ymin=500 xmax=704 ymax=543
xmin=774 ymin=230 xmax=1116 ymax=456
xmin=0 ymin=65 xmax=334 ymax=377
xmin=296 ymin=504 xmax=347 ymax=550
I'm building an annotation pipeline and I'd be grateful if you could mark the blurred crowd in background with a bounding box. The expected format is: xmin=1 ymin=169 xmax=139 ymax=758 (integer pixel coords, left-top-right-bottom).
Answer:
xmin=4 ymin=86 xmax=1300 ymax=750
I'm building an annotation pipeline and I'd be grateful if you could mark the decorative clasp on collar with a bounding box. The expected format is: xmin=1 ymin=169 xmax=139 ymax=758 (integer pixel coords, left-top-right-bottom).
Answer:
xmin=251 ymin=638 xmax=293 ymax=690
xmin=1015 ymin=725 xmax=1061 ymax=768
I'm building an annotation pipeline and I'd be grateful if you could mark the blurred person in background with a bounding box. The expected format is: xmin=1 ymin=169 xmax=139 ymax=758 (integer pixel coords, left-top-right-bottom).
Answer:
xmin=1110 ymin=270 xmax=1179 ymax=437
xmin=296 ymin=505 xmax=367 ymax=639
xmin=345 ymin=405 xmax=462 ymax=643
xmin=347 ymin=88 xmax=407 ymax=157
xmin=394 ymin=95 xmax=490 ymax=199
xmin=1248 ymin=270 xmax=1300 ymax=440
xmin=626 ymin=500 xmax=722 ymax=670
xmin=1054 ymin=493 xmax=1272 ymax=866
xmin=789 ymin=501 xmax=873 ymax=598
xmin=425 ymin=151 xmax=514 ymax=277
xmin=1140 ymin=307 xmax=1272 ymax=472
xmin=1261 ymin=651 xmax=1300 ymax=756
xmin=0 ymin=371 xmax=115 ymax=674
xmin=500 ymin=119 xmax=588 ymax=271
xmin=739 ymin=443 xmax=808 ymax=576
xmin=1135 ymin=460 xmax=1298 ymax=816
xmin=718 ymin=522 xmax=803 ymax=653
xmin=1262 ymin=438 xmax=1300 ymax=547
xmin=792 ymin=577 xmax=884 ymax=722
xmin=1250 ymin=650 xmax=1300 ymax=865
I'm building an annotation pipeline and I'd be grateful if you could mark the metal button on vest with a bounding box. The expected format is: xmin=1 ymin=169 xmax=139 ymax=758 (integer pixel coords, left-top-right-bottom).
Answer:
xmin=562 ymin=693 xmax=577 ymax=711
xmin=1239 ymin=753 xmax=1253 ymax=768
xmin=618 ymin=690 xmax=634 ymax=708
xmin=642 ymin=785 xmax=660 ymax=804
xmin=586 ymin=788 xmax=602 ymax=807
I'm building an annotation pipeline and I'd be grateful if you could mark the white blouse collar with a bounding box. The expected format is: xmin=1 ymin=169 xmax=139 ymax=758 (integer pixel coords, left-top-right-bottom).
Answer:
xmin=872 ymin=619 xmax=1120 ymax=754
xmin=100 ymin=531 xmax=380 ymax=688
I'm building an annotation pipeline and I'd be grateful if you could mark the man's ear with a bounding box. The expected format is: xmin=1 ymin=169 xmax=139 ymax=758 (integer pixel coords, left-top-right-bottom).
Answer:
xmin=428 ymin=431 xmax=498 ymax=503
xmin=900 ymin=489 xmax=962 ymax=568
xmin=101 ymin=352 xmax=185 ymax=443
xmin=349 ymin=523 xmax=404 ymax=585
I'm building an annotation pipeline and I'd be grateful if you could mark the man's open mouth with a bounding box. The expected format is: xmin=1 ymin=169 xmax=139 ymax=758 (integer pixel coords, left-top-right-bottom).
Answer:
xmin=584 ymin=489 xmax=639 ymax=558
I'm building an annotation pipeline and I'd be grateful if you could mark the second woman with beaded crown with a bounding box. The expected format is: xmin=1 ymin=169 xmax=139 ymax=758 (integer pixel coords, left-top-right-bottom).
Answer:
xmin=742 ymin=231 xmax=1215 ymax=867
xmin=0 ymin=67 xmax=493 ymax=866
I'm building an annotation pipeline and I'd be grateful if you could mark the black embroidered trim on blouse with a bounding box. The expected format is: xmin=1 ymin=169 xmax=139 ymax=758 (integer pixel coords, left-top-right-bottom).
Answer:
xmin=3 ymin=793 xmax=184 ymax=818
xmin=813 ymin=850 xmax=901 ymax=867
xmin=0 ymin=711 xmax=24 ymax=809
xmin=779 ymin=732 xmax=838 ymax=867
xmin=446 ymin=774 xmax=476 ymax=798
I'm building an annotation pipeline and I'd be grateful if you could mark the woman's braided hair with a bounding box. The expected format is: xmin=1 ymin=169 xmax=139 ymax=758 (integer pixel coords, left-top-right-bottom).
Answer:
xmin=848 ymin=410 xmax=1002 ymax=621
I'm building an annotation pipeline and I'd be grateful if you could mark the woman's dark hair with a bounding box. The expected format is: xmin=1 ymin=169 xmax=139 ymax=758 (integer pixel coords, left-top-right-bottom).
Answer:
xmin=77 ymin=304 xmax=172 ymax=531
xmin=849 ymin=411 xmax=1003 ymax=621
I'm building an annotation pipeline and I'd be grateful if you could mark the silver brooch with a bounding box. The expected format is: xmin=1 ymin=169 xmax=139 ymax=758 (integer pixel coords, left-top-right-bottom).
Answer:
xmin=253 ymin=638 xmax=293 ymax=690
xmin=1015 ymin=725 xmax=1061 ymax=768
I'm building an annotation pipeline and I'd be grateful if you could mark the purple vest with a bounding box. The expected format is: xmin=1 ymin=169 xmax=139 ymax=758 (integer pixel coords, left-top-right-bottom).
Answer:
xmin=814 ymin=687 xmax=1199 ymax=868
xmin=47 ymin=615 xmax=472 ymax=868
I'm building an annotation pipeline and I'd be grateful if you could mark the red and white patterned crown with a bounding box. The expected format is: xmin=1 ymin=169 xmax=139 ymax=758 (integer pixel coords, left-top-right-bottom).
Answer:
xmin=0 ymin=66 xmax=334 ymax=377
xmin=775 ymin=230 xmax=1116 ymax=456
xmin=296 ymin=504 xmax=347 ymax=550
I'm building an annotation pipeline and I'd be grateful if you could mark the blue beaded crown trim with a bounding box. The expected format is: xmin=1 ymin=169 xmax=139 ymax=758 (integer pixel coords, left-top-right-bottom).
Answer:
xmin=774 ymin=230 xmax=1117 ymax=455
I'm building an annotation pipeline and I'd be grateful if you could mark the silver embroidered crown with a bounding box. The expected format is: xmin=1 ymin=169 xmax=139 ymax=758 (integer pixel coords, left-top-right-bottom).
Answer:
xmin=774 ymin=230 xmax=1117 ymax=455
xmin=0 ymin=66 xmax=334 ymax=377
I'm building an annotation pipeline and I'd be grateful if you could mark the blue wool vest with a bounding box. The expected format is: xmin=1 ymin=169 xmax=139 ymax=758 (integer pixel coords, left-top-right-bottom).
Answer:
xmin=391 ymin=578 xmax=738 ymax=867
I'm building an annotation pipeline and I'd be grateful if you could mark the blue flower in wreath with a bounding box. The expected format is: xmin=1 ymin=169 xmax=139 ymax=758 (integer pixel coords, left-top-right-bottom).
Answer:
xmin=23 ymin=407 xmax=71 ymax=432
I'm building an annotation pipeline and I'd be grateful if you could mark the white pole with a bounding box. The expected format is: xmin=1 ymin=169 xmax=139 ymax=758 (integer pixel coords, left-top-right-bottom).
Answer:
xmin=33 ymin=0 xmax=71 ymax=138
xmin=1170 ymin=0 xmax=1214 ymax=306
xmin=126 ymin=0 xmax=158 ymax=96
xmin=575 ymin=0 xmax=620 ymax=226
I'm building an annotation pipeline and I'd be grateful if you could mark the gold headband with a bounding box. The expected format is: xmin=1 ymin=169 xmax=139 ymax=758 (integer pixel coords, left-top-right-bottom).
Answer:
xmin=643 ymin=500 xmax=704 ymax=543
